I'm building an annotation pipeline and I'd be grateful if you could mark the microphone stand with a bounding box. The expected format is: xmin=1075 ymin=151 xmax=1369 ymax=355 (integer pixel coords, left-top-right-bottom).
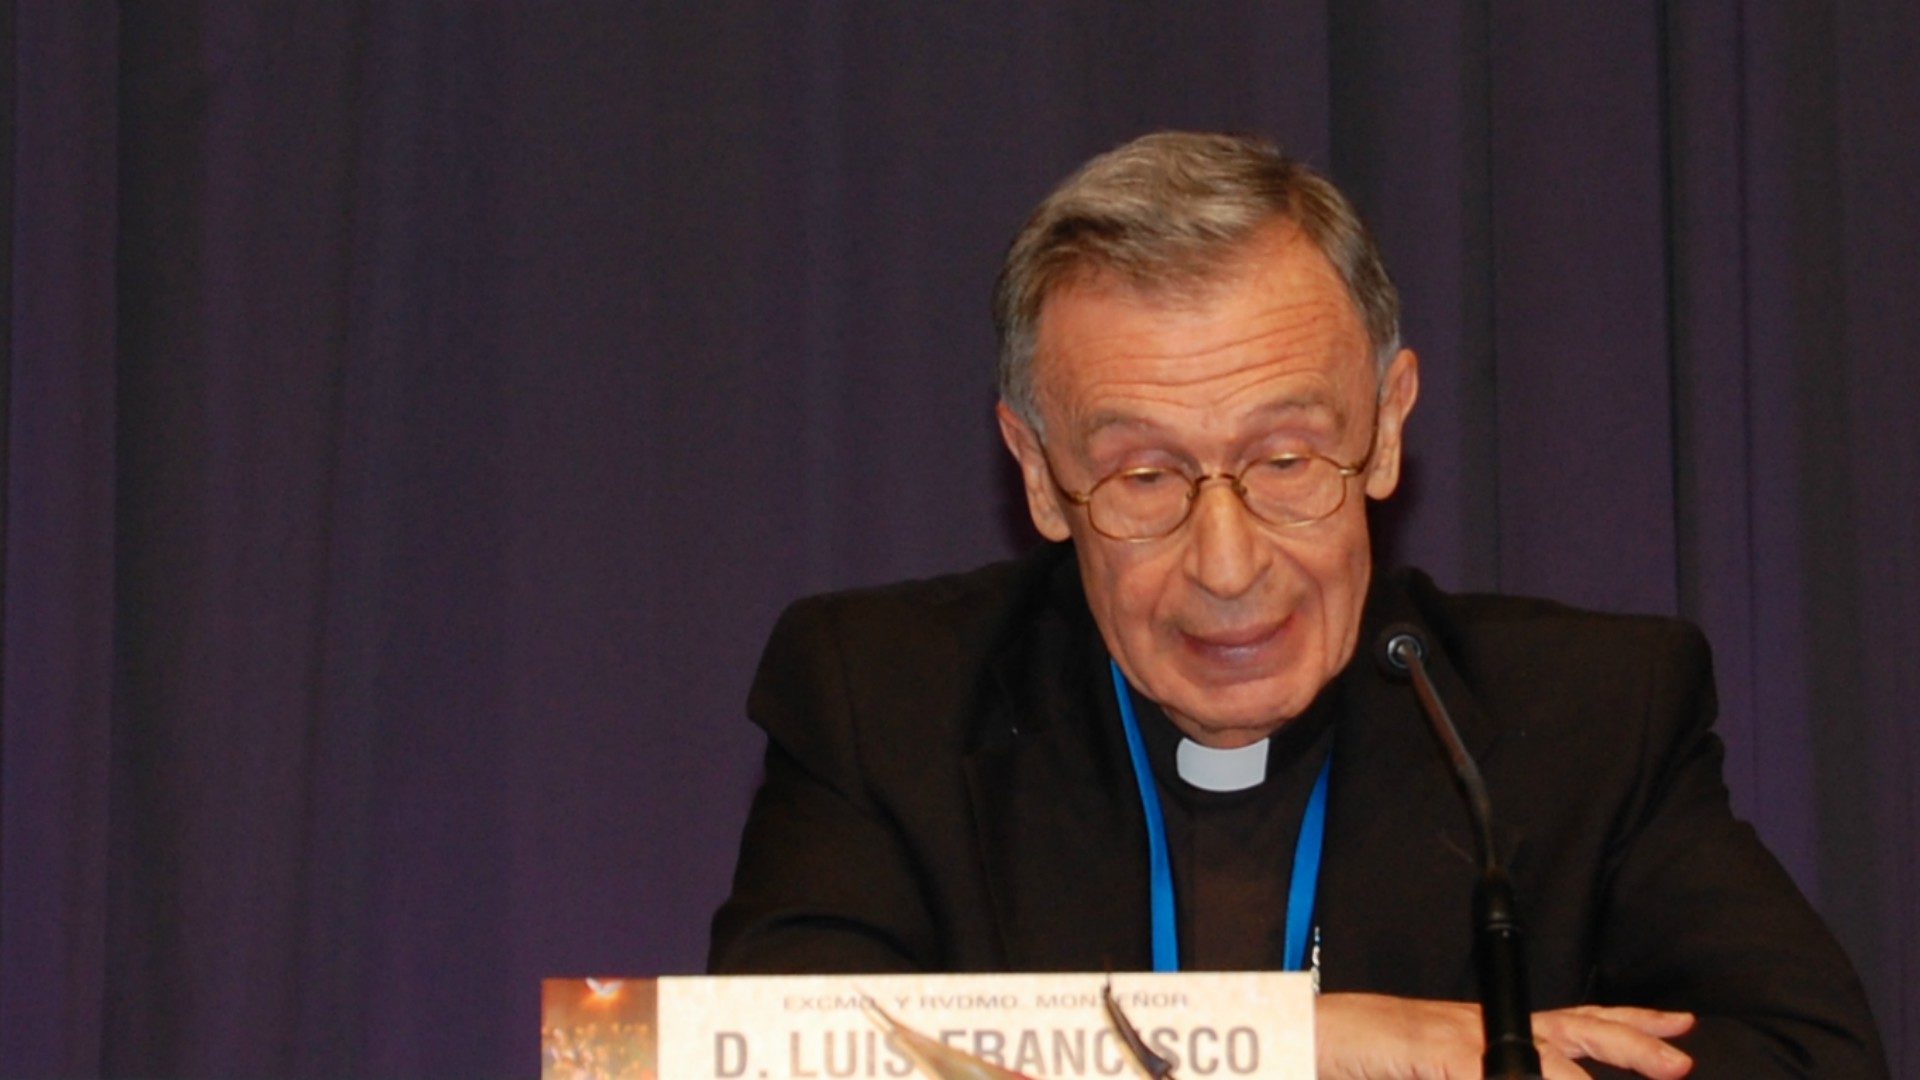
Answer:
xmin=1384 ymin=629 xmax=1544 ymax=1080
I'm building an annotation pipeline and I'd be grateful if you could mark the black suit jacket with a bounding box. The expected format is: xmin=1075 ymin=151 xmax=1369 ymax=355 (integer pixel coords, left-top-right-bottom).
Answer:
xmin=710 ymin=544 xmax=1885 ymax=1077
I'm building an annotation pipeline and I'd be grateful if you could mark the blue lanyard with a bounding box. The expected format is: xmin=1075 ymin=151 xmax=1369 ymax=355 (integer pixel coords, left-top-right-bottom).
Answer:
xmin=1109 ymin=659 xmax=1331 ymax=974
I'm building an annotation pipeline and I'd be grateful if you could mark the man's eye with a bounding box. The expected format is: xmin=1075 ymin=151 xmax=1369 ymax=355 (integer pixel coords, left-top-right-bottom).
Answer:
xmin=1255 ymin=456 xmax=1311 ymax=476
xmin=1117 ymin=469 xmax=1180 ymax=490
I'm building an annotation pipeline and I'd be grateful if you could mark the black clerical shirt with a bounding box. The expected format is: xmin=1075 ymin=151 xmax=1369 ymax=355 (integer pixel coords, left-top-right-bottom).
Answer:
xmin=1130 ymin=690 xmax=1338 ymax=972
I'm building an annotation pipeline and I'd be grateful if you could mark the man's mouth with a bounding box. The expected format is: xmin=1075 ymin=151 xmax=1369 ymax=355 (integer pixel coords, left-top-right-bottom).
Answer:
xmin=1180 ymin=619 xmax=1287 ymax=665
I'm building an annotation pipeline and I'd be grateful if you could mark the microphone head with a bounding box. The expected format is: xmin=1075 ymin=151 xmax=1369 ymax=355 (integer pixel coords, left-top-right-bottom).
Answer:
xmin=1375 ymin=623 xmax=1428 ymax=677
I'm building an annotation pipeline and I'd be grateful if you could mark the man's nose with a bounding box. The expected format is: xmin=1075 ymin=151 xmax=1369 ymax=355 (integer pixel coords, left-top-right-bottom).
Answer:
xmin=1184 ymin=478 xmax=1268 ymax=598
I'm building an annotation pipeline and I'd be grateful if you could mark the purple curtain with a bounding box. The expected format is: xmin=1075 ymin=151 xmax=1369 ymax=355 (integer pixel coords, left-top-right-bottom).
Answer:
xmin=4 ymin=2 xmax=1914 ymax=1076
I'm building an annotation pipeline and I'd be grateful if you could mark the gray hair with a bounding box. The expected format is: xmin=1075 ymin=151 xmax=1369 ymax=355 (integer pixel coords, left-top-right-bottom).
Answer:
xmin=993 ymin=132 xmax=1401 ymax=429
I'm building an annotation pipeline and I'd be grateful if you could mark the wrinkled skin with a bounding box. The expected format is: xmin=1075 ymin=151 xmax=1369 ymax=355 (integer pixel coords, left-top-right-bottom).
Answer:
xmin=999 ymin=222 xmax=1415 ymax=749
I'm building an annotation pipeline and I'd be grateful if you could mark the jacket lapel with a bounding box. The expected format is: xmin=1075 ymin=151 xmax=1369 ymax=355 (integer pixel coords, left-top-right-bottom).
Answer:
xmin=961 ymin=550 xmax=1155 ymax=971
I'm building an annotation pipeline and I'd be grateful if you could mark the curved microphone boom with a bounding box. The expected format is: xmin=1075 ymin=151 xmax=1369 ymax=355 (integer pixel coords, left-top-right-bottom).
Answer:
xmin=1376 ymin=625 xmax=1544 ymax=1080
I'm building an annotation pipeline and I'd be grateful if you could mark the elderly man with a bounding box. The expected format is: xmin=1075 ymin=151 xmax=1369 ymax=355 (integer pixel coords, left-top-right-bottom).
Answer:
xmin=710 ymin=133 xmax=1884 ymax=1078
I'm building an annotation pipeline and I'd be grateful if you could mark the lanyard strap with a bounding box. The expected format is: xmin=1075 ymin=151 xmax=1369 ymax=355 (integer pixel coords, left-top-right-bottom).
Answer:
xmin=1109 ymin=659 xmax=1330 ymax=974
xmin=1287 ymin=748 xmax=1332 ymax=973
xmin=1111 ymin=660 xmax=1181 ymax=972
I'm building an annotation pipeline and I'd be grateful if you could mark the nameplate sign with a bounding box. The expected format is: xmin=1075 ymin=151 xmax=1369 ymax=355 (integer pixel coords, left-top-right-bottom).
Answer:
xmin=542 ymin=971 xmax=1313 ymax=1079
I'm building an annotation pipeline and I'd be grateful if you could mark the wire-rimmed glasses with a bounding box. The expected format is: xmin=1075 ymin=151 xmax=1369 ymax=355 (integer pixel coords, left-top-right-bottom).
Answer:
xmin=1048 ymin=431 xmax=1375 ymax=542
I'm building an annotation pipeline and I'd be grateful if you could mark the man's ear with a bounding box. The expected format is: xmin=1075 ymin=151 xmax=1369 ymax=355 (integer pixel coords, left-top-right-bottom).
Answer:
xmin=996 ymin=402 xmax=1073 ymax=541
xmin=1364 ymin=348 xmax=1420 ymax=500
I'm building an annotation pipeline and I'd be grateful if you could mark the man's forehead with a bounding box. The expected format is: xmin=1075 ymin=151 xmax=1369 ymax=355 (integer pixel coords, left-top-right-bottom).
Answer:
xmin=1033 ymin=266 xmax=1372 ymax=442
xmin=1075 ymin=391 xmax=1346 ymax=440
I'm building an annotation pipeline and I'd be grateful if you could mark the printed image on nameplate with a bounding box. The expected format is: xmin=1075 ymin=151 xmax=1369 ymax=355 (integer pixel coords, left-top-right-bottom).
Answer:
xmin=551 ymin=971 xmax=1311 ymax=1079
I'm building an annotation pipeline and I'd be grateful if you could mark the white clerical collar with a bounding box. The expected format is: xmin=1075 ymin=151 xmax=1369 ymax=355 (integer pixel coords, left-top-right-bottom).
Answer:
xmin=1175 ymin=736 xmax=1270 ymax=792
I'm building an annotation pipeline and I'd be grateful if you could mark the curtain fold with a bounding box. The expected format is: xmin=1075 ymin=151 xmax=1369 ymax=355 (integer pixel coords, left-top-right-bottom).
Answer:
xmin=2 ymin=3 xmax=118 ymax=1074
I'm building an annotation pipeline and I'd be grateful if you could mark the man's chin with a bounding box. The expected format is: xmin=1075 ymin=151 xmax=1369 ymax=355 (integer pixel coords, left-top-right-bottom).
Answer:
xmin=1162 ymin=678 xmax=1315 ymax=747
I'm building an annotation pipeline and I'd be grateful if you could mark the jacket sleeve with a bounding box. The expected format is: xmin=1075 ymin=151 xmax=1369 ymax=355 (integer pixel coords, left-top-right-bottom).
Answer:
xmin=707 ymin=596 xmax=940 ymax=974
xmin=1585 ymin=622 xmax=1887 ymax=1079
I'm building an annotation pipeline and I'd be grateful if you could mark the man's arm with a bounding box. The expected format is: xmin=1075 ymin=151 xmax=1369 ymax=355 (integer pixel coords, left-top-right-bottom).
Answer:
xmin=709 ymin=597 xmax=938 ymax=974
xmin=1312 ymin=619 xmax=1885 ymax=1079
xmin=1574 ymin=622 xmax=1886 ymax=1077
xmin=1316 ymin=995 xmax=1695 ymax=1080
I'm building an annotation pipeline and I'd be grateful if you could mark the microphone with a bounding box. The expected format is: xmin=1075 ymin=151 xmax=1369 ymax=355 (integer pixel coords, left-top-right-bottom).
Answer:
xmin=1376 ymin=625 xmax=1544 ymax=1080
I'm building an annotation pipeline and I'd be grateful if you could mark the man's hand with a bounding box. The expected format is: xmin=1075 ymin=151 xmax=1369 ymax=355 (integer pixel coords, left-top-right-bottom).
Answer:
xmin=1315 ymin=992 xmax=1696 ymax=1079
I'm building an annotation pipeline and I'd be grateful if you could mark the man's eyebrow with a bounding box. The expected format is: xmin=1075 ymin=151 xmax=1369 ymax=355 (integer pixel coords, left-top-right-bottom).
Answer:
xmin=1244 ymin=395 xmax=1345 ymax=427
xmin=1080 ymin=412 xmax=1167 ymax=440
